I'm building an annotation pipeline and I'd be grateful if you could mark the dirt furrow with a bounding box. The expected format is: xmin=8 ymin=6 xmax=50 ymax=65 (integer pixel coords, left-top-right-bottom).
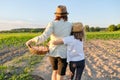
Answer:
xmin=90 ymin=40 xmax=120 ymax=58
xmin=0 ymin=47 xmax=18 ymax=56
xmin=84 ymin=40 xmax=120 ymax=79
xmin=85 ymin=46 xmax=110 ymax=79
xmin=1 ymin=40 xmax=120 ymax=80
xmin=0 ymin=47 xmax=28 ymax=64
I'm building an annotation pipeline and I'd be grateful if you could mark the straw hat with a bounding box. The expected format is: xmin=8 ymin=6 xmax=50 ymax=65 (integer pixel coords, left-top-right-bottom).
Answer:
xmin=72 ymin=22 xmax=84 ymax=32
xmin=54 ymin=5 xmax=69 ymax=16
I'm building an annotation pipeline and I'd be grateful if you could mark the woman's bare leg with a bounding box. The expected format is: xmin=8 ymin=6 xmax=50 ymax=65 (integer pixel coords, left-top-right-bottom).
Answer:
xmin=52 ymin=70 xmax=57 ymax=80
xmin=57 ymin=74 xmax=64 ymax=80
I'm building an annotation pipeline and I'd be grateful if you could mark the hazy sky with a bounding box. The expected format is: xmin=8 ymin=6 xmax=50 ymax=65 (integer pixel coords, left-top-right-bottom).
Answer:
xmin=0 ymin=0 xmax=120 ymax=30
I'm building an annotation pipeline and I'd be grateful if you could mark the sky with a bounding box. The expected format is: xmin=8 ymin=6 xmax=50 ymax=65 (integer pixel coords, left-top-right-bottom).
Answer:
xmin=0 ymin=0 xmax=120 ymax=31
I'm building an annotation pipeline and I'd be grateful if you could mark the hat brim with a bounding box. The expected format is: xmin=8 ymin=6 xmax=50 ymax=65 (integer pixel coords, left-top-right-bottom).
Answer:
xmin=54 ymin=12 xmax=69 ymax=14
xmin=54 ymin=12 xmax=69 ymax=16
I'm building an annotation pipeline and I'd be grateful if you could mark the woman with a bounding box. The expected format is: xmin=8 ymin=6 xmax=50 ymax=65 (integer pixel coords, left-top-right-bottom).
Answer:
xmin=26 ymin=5 xmax=72 ymax=80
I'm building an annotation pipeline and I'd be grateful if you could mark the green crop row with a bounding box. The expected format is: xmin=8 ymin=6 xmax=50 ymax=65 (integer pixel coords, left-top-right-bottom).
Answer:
xmin=0 ymin=31 xmax=120 ymax=49
xmin=86 ymin=31 xmax=120 ymax=40
xmin=0 ymin=33 xmax=41 ymax=49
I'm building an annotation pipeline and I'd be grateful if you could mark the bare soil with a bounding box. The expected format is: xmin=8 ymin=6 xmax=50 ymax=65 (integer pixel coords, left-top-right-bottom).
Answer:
xmin=31 ymin=40 xmax=120 ymax=80
xmin=0 ymin=40 xmax=120 ymax=80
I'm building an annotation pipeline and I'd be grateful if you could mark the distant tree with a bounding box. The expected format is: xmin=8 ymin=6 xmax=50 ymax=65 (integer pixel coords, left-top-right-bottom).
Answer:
xmin=30 ymin=29 xmax=36 ymax=32
xmin=7 ymin=28 xmax=45 ymax=33
xmin=117 ymin=24 xmax=120 ymax=30
xmin=84 ymin=25 xmax=90 ymax=32
xmin=108 ymin=24 xmax=117 ymax=31
xmin=95 ymin=27 xmax=100 ymax=32
xmin=100 ymin=28 xmax=107 ymax=31
xmin=89 ymin=27 xmax=95 ymax=32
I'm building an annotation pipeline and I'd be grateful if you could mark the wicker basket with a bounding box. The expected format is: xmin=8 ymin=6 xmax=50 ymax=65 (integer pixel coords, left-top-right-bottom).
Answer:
xmin=28 ymin=45 xmax=49 ymax=55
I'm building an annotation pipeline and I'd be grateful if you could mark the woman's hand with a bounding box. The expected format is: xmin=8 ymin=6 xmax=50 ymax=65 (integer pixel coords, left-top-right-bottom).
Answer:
xmin=26 ymin=39 xmax=33 ymax=47
xmin=52 ymin=40 xmax=59 ymax=45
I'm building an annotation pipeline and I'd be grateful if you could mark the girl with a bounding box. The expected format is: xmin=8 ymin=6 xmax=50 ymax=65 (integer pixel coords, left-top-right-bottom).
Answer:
xmin=52 ymin=23 xmax=85 ymax=80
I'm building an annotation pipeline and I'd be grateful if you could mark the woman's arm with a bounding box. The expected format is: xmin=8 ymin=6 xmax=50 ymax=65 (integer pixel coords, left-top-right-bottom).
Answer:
xmin=52 ymin=36 xmax=73 ymax=45
xmin=52 ymin=39 xmax=64 ymax=45
xmin=26 ymin=22 xmax=53 ymax=47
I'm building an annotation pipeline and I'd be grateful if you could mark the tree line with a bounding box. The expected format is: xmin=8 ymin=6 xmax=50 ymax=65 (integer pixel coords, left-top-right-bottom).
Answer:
xmin=0 ymin=28 xmax=45 ymax=33
xmin=0 ymin=23 xmax=120 ymax=33
xmin=84 ymin=24 xmax=120 ymax=32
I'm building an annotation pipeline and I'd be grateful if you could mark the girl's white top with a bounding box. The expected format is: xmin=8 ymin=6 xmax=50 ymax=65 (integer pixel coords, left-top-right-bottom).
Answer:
xmin=63 ymin=36 xmax=85 ymax=62
xmin=31 ymin=19 xmax=72 ymax=58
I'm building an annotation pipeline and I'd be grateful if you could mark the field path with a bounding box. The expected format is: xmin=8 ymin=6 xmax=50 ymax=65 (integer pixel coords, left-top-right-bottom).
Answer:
xmin=31 ymin=40 xmax=120 ymax=80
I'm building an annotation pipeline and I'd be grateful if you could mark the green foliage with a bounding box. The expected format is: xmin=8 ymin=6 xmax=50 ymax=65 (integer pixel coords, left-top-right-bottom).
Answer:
xmin=117 ymin=24 xmax=120 ymax=30
xmin=84 ymin=25 xmax=106 ymax=32
xmin=89 ymin=27 xmax=95 ymax=32
xmin=86 ymin=31 xmax=120 ymax=40
xmin=0 ymin=31 xmax=120 ymax=79
xmin=0 ymin=32 xmax=47 ymax=80
xmin=84 ymin=25 xmax=90 ymax=32
xmin=0 ymin=28 xmax=45 ymax=33
xmin=0 ymin=31 xmax=120 ymax=48
xmin=8 ymin=73 xmax=33 ymax=80
xmin=0 ymin=33 xmax=41 ymax=49
xmin=0 ymin=72 xmax=6 ymax=80
xmin=94 ymin=27 xmax=100 ymax=32
xmin=89 ymin=27 xmax=101 ymax=32
xmin=0 ymin=54 xmax=44 ymax=80
xmin=0 ymin=72 xmax=33 ymax=80
xmin=0 ymin=65 xmax=8 ymax=80
xmin=108 ymin=24 xmax=117 ymax=31
xmin=0 ymin=65 xmax=8 ymax=70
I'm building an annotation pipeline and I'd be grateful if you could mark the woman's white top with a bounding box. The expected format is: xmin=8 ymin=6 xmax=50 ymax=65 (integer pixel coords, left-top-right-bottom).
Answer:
xmin=31 ymin=19 xmax=72 ymax=58
xmin=63 ymin=36 xmax=85 ymax=62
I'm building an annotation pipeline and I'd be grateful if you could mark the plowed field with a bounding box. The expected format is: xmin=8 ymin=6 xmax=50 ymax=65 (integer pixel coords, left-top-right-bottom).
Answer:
xmin=0 ymin=40 xmax=120 ymax=80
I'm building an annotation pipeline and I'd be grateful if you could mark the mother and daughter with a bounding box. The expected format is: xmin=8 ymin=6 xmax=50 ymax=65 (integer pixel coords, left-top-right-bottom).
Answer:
xmin=26 ymin=5 xmax=85 ymax=80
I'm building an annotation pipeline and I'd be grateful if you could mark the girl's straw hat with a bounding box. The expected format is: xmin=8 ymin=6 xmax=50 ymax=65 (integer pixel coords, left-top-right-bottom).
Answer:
xmin=54 ymin=5 xmax=69 ymax=16
xmin=72 ymin=22 xmax=84 ymax=32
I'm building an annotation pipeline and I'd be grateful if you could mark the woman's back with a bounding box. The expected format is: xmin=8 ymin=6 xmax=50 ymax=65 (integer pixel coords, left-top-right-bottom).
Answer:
xmin=51 ymin=19 xmax=72 ymax=39
xmin=49 ymin=19 xmax=72 ymax=58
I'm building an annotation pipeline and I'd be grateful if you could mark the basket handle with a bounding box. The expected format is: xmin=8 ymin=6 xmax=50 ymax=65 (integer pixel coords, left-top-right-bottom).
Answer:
xmin=28 ymin=44 xmax=32 ymax=48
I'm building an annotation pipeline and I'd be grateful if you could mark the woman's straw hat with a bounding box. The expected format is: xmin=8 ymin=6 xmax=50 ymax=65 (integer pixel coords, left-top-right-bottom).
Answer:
xmin=72 ymin=22 xmax=84 ymax=32
xmin=54 ymin=5 xmax=69 ymax=16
